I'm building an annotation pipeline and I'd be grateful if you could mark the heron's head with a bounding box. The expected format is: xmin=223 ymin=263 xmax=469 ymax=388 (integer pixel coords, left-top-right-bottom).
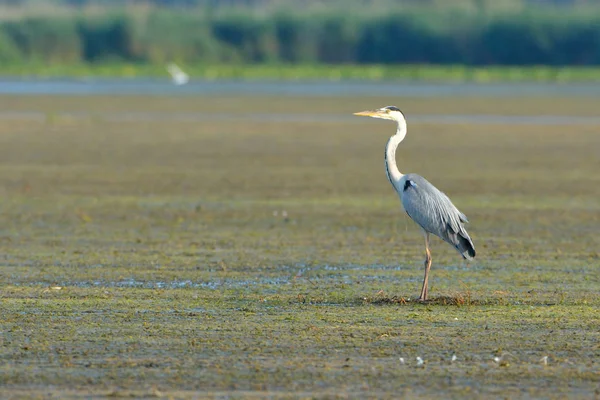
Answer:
xmin=353 ymin=106 xmax=405 ymax=122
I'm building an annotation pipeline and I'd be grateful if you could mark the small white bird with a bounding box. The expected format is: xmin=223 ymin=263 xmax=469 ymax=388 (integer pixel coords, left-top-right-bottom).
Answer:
xmin=399 ymin=357 xmax=405 ymax=365
xmin=167 ymin=63 xmax=189 ymax=85
xmin=451 ymin=354 xmax=457 ymax=363
xmin=416 ymin=357 xmax=424 ymax=367
xmin=540 ymin=356 xmax=549 ymax=366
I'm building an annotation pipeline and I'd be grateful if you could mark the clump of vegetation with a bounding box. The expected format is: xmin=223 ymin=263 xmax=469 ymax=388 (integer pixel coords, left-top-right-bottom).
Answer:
xmin=2 ymin=2 xmax=600 ymax=71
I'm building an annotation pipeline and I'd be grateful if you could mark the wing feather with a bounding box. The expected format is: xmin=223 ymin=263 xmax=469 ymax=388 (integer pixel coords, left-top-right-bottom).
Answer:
xmin=401 ymin=174 xmax=476 ymax=259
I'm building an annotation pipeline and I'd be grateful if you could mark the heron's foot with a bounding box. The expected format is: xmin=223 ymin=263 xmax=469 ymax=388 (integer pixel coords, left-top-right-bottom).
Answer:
xmin=418 ymin=287 xmax=429 ymax=302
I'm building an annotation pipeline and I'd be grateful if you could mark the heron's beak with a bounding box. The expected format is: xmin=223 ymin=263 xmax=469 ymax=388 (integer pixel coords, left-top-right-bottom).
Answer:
xmin=353 ymin=110 xmax=380 ymax=117
xmin=353 ymin=109 xmax=390 ymax=120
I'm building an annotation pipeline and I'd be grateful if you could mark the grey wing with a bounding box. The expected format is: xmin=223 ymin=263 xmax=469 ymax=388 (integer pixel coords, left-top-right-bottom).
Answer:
xmin=401 ymin=174 xmax=476 ymax=260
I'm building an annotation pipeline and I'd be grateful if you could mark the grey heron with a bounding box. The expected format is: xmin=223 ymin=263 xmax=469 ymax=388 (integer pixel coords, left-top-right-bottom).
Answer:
xmin=354 ymin=106 xmax=476 ymax=301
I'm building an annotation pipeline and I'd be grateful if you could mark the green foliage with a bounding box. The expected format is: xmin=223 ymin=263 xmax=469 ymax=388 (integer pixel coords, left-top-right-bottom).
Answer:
xmin=140 ymin=12 xmax=218 ymax=63
xmin=2 ymin=17 xmax=80 ymax=63
xmin=1 ymin=8 xmax=600 ymax=66
xmin=0 ymin=30 xmax=22 ymax=63
xmin=211 ymin=13 xmax=276 ymax=63
xmin=75 ymin=13 xmax=138 ymax=62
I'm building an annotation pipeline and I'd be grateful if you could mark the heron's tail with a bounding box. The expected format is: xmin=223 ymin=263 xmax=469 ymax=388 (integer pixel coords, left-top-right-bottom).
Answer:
xmin=457 ymin=232 xmax=476 ymax=260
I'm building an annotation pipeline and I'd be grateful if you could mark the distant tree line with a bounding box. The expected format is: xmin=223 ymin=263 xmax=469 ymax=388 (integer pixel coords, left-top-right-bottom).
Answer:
xmin=1 ymin=10 xmax=599 ymax=65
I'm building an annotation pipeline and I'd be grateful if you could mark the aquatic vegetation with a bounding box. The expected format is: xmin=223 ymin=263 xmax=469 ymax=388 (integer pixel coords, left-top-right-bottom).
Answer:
xmin=4 ymin=63 xmax=600 ymax=82
xmin=0 ymin=94 xmax=598 ymax=397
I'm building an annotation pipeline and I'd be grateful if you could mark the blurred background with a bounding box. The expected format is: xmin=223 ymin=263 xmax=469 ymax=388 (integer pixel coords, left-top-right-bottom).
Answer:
xmin=1 ymin=0 xmax=600 ymax=81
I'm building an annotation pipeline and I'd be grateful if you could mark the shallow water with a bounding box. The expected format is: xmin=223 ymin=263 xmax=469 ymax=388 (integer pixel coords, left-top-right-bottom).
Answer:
xmin=1 ymin=78 xmax=600 ymax=97
xmin=10 ymin=261 xmax=479 ymax=290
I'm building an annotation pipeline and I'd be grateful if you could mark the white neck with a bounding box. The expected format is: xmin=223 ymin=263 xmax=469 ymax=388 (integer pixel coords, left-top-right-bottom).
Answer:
xmin=384 ymin=118 xmax=406 ymax=190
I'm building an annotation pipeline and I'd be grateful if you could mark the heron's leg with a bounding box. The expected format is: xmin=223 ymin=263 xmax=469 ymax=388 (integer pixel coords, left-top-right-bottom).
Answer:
xmin=418 ymin=233 xmax=432 ymax=301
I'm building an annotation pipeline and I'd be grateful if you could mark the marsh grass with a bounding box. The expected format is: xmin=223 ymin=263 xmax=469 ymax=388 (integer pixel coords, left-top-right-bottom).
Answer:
xmin=4 ymin=64 xmax=600 ymax=82
xmin=0 ymin=94 xmax=599 ymax=398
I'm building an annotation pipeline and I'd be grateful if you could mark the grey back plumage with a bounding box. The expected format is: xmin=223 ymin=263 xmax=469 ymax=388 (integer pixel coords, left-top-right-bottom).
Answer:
xmin=401 ymin=174 xmax=476 ymax=260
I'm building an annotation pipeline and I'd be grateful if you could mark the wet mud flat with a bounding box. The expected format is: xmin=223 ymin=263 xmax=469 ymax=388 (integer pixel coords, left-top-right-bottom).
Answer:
xmin=0 ymin=94 xmax=599 ymax=398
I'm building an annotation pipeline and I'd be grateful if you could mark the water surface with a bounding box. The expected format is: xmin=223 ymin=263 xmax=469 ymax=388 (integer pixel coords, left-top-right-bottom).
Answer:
xmin=1 ymin=78 xmax=599 ymax=97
